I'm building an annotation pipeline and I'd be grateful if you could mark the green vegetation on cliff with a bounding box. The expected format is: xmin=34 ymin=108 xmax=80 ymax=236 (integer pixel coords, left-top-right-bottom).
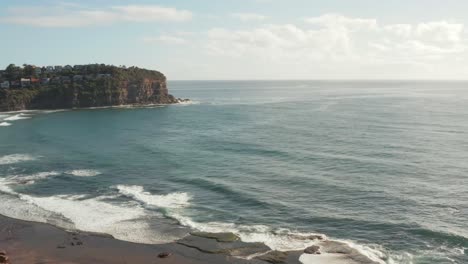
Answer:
xmin=0 ymin=64 xmax=178 ymax=111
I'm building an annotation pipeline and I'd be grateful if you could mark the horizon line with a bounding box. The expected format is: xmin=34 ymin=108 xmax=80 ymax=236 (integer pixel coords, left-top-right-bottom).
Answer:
xmin=169 ymin=79 xmax=468 ymax=82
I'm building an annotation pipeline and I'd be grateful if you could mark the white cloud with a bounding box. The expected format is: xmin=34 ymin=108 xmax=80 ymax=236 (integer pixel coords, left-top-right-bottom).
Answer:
xmin=304 ymin=13 xmax=378 ymax=31
xmin=230 ymin=13 xmax=268 ymax=22
xmin=200 ymin=14 xmax=468 ymax=78
xmin=112 ymin=5 xmax=192 ymax=22
xmin=207 ymin=14 xmax=466 ymax=62
xmin=415 ymin=21 xmax=464 ymax=43
xmin=143 ymin=35 xmax=187 ymax=45
xmin=383 ymin=24 xmax=412 ymax=38
xmin=1 ymin=4 xmax=192 ymax=27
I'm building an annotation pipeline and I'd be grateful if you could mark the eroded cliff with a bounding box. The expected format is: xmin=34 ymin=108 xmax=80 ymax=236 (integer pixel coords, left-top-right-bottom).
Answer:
xmin=0 ymin=65 xmax=179 ymax=111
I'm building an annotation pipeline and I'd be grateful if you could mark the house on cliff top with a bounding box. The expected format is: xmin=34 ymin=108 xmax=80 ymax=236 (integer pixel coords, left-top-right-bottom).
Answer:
xmin=1 ymin=81 xmax=9 ymax=89
xmin=21 ymin=78 xmax=31 ymax=88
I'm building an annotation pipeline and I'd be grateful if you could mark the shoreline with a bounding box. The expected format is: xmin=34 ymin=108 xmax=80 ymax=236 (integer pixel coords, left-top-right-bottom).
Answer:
xmin=0 ymin=214 xmax=266 ymax=264
xmin=0 ymin=213 xmax=384 ymax=264
xmin=0 ymin=99 xmax=192 ymax=114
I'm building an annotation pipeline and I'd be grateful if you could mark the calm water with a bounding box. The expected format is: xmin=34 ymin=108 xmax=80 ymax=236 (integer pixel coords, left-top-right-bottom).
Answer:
xmin=0 ymin=81 xmax=467 ymax=263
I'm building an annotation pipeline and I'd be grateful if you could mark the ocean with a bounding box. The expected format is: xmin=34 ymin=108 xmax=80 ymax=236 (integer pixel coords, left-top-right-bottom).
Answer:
xmin=0 ymin=81 xmax=467 ymax=263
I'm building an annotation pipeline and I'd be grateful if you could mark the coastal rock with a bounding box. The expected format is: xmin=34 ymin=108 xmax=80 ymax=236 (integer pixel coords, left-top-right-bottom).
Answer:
xmin=304 ymin=245 xmax=321 ymax=254
xmin=318 ymin=241 xmax=383 ymax=264
xmin=0 ymin=251 xmax=8 ymax=264
xmin=177 ymin=234 xmax=269 ymax=256
xmin=320 ymin=241 xmax=353 ymax=254
xmin=176 ymin=98 xmax=191 ymax=103
xmin=190 ymin=231 xmax=239 ymax=242
xmin=256 ymin=250 xmax=288 ymax=264
xmin=158 ymin=252 xmax=172 ymax=258
xmin=287 ymin=234 xmax=326 ymax=241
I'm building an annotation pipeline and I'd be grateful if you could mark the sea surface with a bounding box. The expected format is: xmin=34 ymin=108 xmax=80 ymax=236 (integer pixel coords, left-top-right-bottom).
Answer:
xmin=0 ymin=81 xmax=467 ymax=263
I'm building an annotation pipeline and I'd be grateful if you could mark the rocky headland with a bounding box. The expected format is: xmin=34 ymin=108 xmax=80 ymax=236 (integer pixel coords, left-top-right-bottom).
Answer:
xmin=0 ymin=64 xmax=188 ymax=112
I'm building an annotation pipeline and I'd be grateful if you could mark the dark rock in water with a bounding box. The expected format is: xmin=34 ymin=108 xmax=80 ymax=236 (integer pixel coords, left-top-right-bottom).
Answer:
xmin=309 ymin=234 xmax=325 ymax=240
xmin=190 ymin=231 xmax=239 ymax=242
xmin=76 ymin=241 xmax=83 ymax=246
xmin=17 ymin=180 xmax=31 ymax=185
xmin=176 ymin=98 xmax=191 ymax=103
xmin=0 ymin=251 xmax=8 ymax=264
xmin=57 ymin=245 xmax=66 ymax=249
xmin=256 ymin=251 xmax=288 ymax=264
xmin=304 ymin=245 xmax=321 ymax=254
xmin=288 ymin=234 xmax=325 ymax=241
xmin=177 ymin=234 xmax=269 ymax=256
xmin=158 ymin=252 xmax=172 ymax=258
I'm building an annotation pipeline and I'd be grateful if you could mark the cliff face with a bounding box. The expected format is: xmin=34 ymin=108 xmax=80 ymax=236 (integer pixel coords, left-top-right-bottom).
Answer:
xmin=0 ymin=66 xmax=179 ymax=112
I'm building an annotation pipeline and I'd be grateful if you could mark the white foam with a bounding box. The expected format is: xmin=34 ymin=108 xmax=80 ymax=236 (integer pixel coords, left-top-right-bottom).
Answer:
xmin=9 ymin=171 xmax=61 ymax=184
xmin=172 ymin=213 xmax=325 ymax=251
xmin=0 ymin=178 xmax=17 ymax=195
xmin=175 ymin=100 xmax=199 ymax=106
xmin=0 ymin=172 xmax=60 ymax=190
xmin=0 ymin=192 xmax=72 ymax=228
xmin=40 ymin=109 xmax=68 ymax=114
xmin=170 ymin=212 xmax=388 ymax=264
xmin=0 ymin=122 xmax=11 ymax=127
xmin=4 ymin=114 xmax=31 ymax=121
xmin=17 ymin=193 xmax=165 ymax=243
xmin=1 ymin=110 xmax=37 ymax=114
xmin=117 ymin=185 xmax=191 ymax=209
xmin=66 ymin=170 xmax=101 ymax=177
xmin=339 ymin=240 xmax=387 ymax=264
xmin=0 ymin=177 xmax=172 ymax=244
xmin=300 ymin=253 xmax=359 ymax=264
xmin=0 ymin=154 xmax=36 ymax=165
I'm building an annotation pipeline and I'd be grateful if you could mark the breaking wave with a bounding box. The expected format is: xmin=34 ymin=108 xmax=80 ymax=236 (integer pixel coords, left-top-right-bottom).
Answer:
xmin=4 ymin=114 xmax=31 ymax=121
xmin=0 ymin=179 xmax=178 ymax=244
xmin=174 ymin=214 xmax=323 ymax=251
xmin=66 ymin=169 xmax=101 ymax=177
xmin=9 ymin=171 xmax=61 ymax=184
xmin=116 ymin=185 xmax=191 ymax=209
xmin=170 ymin=213 xmax=388 ymax=263
xmin=0 ymin=122 xmax=11 ymax=127
xmin=0 ymin=154 xmax=36 ymax=165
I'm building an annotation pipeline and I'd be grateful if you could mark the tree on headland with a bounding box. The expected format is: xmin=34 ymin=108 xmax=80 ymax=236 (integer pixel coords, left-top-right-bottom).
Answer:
xmin=5 ymin=64 xmax=22 ymax=80
xmin=23 ymin=64 xmax=35 ymax=76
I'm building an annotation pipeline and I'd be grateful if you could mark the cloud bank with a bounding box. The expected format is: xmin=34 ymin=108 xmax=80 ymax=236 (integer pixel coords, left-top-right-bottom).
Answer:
xmin=202 ymin=14 xmax=467 ymax=77
xmin=1 ymin=4 xmax=192 ymax=27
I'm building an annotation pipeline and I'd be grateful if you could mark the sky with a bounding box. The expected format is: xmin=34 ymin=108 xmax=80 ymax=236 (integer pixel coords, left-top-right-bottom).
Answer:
xmin=1 ymin=0 xmax=468 ymax=80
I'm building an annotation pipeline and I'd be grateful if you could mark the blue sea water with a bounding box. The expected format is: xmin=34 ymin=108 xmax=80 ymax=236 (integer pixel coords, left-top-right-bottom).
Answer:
xmin=0 ymin=81 xmax=467 ymax=263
